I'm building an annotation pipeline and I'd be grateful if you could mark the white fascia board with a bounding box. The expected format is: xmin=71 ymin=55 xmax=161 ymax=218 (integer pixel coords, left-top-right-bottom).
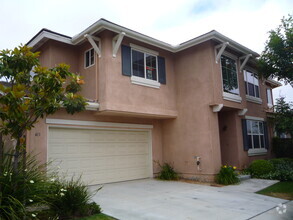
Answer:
xmin=266 ymin=78 xmax=282 ymax=88
xmin=31 ymin=20 xmax=259 ymax=58
xmin=72 ymin=20 xmax=174 ymax=52
xmin=27 ymin=31 xmax=72 ymax=48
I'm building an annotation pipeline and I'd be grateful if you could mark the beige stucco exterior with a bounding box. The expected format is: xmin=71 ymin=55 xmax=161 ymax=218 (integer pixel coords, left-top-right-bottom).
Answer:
xmin=27 ymin=22 xmax=279 ymax=182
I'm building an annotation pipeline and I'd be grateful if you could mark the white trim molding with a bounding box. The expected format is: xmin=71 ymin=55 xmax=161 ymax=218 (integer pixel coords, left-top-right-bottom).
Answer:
xmin=245 ymin=116 xmax=265 ymax=121
xmin=223 ymin=92 xmax=242 ymax=103
xmin=238 ymin=108 xmax=248 ymax=116
xmin=46 ymin=119 xmax=154 ymax=129
xmin=131 ymin=75 xmax=160 ymax=89
xmin=239 ymin=54 xmax=252 ymax=71
xmin=84 ymin=34 xmax=101 ymax=58
xmin=210 ymin=104 xmax=224 ymax=112
xmin=246 ymin=95 xmax=263 ymax=104
xmin=215 ymin=42 xmax=229 ymax=63
xmin=130 ymin=43 xmax=159 ymax=56
xmin=112 ymin=32 xmax=125 ymax=57
xmin=248 ymin=148 xmax=268 ymax=156
xmin=85 ymin=102 xmax=99 ymax=111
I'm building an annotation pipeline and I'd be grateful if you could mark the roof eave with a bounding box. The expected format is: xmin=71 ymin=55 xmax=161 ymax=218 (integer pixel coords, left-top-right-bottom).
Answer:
xmin=266 ymin=78 xmax=282 ymax=88
xmin=27 ymin=30 xmax=72 ymax=49
xmin=72 ymin=19 xmax=175 ymax=52
xmin=28 ymin=20 xmax=260 ymax=57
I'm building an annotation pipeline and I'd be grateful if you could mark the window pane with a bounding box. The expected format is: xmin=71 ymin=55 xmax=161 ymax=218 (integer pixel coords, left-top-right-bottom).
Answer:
xmin=255 ymin=85 xmax=260 ymax=98
xmin=253 ymin=135 xmax=260 ymax=148
xmin=90 ymin=49 xmax=94 ymax=65
xmin=248 ymin=135 xmax=253 ymax=149
xmin=267 ymin=89 xmax=272 ymax=104
xmin=221 ymin=55 xmax=239 ymax=95
xmin=252 ymin=121 xmax=259 ymax=134
xmin=247 ymin=71 xmax=254 ymax=84
xmin=132 ymin=50 xmax=144 ymax=78
xmin=146 ymin=54 xmax=157 ymax=80
xmin=85 ymin=51 xmax=89 ymax=67
xmin=246 ymin=120 xmax=252 ymax=134
xmin=260 ymin=135 xmax=264 ymax=148
xmin=259 ymin=122 xmax=264 ymax=134
xmin=248 ymin=83 xmax=255 ymax=96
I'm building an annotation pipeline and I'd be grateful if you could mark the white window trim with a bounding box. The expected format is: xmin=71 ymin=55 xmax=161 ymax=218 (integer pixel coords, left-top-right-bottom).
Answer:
xmin=84 ymin=48 xmax=95 ymax=69
xmin=223 ymin=92 xmax=242 ymax=103
xmin=130 ymin=44 xmax=160 ymax=88
xmin=246 ymin=95 xmax=262 ymax=104
xmin=220 ymin=52 xmax=241 ymax=102
xmin=131 ymin=75 xmax=160 ymax=89
xmin=248 ymin=148 xmax=268 ymax=156
xmin=246 ymin=119 xmax=267 ymax=156
xmin=245 ymin=116 xmax=265 ymax=121
xmin=130 ymin=43 xmax=159 ymax=56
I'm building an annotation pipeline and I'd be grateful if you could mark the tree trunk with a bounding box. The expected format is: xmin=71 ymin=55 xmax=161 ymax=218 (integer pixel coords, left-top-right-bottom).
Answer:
xmin=12 ymin=136 xmax=21 ymax=174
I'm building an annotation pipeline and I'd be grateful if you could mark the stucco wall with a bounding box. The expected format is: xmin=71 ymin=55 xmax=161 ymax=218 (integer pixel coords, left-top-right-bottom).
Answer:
xmin=97 ymin=30 xmax=177 ymax=118
xmin=162 ymin=41 xmax=222 ymax=181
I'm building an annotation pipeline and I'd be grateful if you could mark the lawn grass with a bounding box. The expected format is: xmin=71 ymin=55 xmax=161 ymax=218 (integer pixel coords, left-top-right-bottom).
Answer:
xmin=78 ymin=213 xmax=117 ymax=220
xmin=257 ymin=181 xmax=293 ymax=200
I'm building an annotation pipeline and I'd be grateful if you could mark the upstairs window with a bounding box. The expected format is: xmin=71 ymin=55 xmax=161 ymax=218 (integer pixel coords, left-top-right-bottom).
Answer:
xmin=244 ymin=70 xmax=260 ymax=98
xmin=85 ymin=48 xmax=94 ymax=68
xmin=267 ymin=88 xmax=273 ymax=106
xmin=221 ymin=55 xmax=239 ymax=95
xmin=121 ymin=44 xmax=166 ymax=88
xmin=132 ymin=49 xmax=158 ymax=81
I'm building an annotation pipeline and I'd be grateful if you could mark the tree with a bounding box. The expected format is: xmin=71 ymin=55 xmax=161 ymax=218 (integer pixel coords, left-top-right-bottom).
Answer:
xmin=0 ymin=45 xmax=87 ymax=173
xmin=257 ymin=14 xmax=293 ymax=86
xmin=273 ymin=97 xmax=293 ymax=137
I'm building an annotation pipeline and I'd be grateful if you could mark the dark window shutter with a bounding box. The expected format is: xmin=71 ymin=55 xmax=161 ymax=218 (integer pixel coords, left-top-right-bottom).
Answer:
xmin=264 ymin=122 xmax=269 ymax=149
xmin=242 ymin=119 xmax=250 ymax=151
xmin=158 ymin=56 xmax=166 ymax=84
xmin=121 ymin=45 xmax=131 ymax=76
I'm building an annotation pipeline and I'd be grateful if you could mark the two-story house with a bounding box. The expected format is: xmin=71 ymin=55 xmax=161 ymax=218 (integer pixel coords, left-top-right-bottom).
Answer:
xmin=26 ymin=19 xmax=281 ymax=184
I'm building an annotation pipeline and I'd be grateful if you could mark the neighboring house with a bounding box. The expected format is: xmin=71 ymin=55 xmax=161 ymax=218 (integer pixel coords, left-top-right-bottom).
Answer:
xmin=26 ymin=19 xmax=281 ymax=184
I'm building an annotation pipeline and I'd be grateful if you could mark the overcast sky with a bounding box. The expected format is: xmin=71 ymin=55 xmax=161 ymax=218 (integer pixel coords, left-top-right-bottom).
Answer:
xmin=0 ymin=0 xmax=292 ymax=102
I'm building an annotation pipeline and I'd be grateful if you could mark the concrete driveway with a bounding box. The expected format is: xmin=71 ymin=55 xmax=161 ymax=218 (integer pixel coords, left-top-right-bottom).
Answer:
xmin=90 ymin=179 xmax=292 ymax=220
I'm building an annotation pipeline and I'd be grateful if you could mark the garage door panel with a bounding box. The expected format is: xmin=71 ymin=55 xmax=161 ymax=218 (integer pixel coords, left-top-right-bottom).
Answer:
xmin=48 ymin=127 xmax=151 ymax=185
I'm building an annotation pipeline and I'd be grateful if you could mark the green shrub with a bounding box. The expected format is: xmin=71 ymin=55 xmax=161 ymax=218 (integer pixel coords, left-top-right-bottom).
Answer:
xmin=272 ymin=137 xmax=293 ymax=158
xmin=216 ymin=165 xmax=239 ymax=185
xmin=0 ymin=150 xmax=49 ymax=219
xmin=46 ymin=177 xmax=101 ymax=218
xmin=249 ymin=160 xmax=274 ymax=177
xmin=158 ymin=163 xmax=179 ymax=180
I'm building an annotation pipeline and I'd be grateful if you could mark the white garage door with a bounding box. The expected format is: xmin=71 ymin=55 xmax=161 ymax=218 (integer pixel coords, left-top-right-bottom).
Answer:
xmin=48 ymin=127 xmax=151 ymax=185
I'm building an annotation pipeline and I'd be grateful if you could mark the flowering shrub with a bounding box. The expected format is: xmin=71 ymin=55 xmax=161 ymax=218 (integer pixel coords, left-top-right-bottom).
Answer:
xmin=0 ymin=150 xmax=102 ymax=219
xmin=216 ymin=165 xmax=239 ymax=185
xmin=46 ymin=177 xmax=102 ymax=218
xmin=0 ymin=150 xmax=49 ymax=219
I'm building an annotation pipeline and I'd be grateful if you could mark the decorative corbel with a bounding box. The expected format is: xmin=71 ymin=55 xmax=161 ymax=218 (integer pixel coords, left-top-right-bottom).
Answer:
xmin=112 ymin=32 xmax=125 ymax=58
xmin=239 ymin=54 xmax=252 ymax=71
xmin=215 ymin=42 xmax=229 ymax=63
xmin=84 ymin=34 xmax=102 ymax=58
